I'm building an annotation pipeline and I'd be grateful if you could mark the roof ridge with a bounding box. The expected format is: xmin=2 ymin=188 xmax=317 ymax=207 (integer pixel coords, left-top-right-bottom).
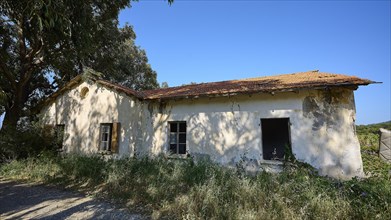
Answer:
xmin=40 ymin=71 xmax=375 ymax=107
xmin=142 ymin=70 xmax=339 ymax=92
xmin=142 ymin=71 xmax=374 ymax=100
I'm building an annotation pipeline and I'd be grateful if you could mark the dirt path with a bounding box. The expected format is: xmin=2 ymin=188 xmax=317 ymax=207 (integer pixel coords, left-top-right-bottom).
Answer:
xmin=0 ymin=180 xmax=147 ymax=220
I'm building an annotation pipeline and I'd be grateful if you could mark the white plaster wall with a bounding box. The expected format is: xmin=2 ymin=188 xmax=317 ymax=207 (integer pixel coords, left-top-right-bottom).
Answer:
xmin=144 ymin=89 xmax=364 ymax=179
xmin=40 ymin=81 xmax=141 ymax=156
xmin=41 ymin=82 xmax=364 ymax=179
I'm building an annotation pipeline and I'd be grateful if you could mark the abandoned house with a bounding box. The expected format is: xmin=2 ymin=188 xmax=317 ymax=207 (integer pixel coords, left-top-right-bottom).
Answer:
xmin=40 ymin=70 xmax=374 ymax=179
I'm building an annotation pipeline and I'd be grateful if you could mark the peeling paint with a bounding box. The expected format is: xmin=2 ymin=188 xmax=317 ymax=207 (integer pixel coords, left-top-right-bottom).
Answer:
xmin=41 ymin=82 xmax=141 ymax=157
xmin=141 ymin=89 xmax=363 ymax=179
xmin=41 ymin=82 xmax=364 ymax=179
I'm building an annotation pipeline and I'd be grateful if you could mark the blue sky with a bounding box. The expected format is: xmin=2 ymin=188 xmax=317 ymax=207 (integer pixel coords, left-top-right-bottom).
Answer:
xmin=118 ymin=0 xmax=390 ymax=125
xmin=0 ymin=0 xmax=389 ymax=127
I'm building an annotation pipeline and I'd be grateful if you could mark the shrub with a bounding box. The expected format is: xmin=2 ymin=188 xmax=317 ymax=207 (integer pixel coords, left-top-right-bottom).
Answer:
xmin=0 ymin=121 xmax=59 ymax=163
xmin=1 ymin=154 xmax=390 ymax=220
xmin=59 ymin=154 xmax=108 ymax=185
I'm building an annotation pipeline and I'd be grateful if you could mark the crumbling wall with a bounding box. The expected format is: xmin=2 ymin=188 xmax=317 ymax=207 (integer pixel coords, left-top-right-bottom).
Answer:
xmin=41 ymin=82 xmax=364 ymax=179
xmin=40 ymin=81 xmax=142 ymax=156
xmin=301 ymin=88 xmax=364 ymax=179
xmin=379 ymin=128 xmax=391 ymax=163
xmin=146 ymin=88 xmax=364 ymax=179
xmin=145 ymin=92 xmax=302 ymax=168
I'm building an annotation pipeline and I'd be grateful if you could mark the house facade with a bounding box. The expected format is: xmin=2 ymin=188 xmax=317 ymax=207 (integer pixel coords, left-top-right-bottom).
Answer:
xmin=40 ymin=70 xmax=373 ymax=179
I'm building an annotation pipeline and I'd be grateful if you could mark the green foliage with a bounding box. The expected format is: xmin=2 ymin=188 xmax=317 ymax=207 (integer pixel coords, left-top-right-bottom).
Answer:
xmin=1 ymin=121 xmax=390 ymax=218
xmin=0 ymin=122 xmax=58 ymax=163
xmin=1 ymin=153 xmax=390 ymax=220
xmin=357 ymin=121 xmax=391 ymax=178
xmin=361 ymin=144 xmax=391 ymax=179
xmin=0 ymin=0 xmax=159 ymax=132
xmin=161 ymin=82 xmax=169 ymax=88
xmin=356 ymin=121 xmax=391 ymax=135
xmin=0 ymin=152 xmax=60 ymax=181
xmin=101 ymin=38 xmax=159 ymax=90
xmin=358 ymin=133 xmax=379 ymax=149
xmin=356 ymin=121 xmax=391 ymax=156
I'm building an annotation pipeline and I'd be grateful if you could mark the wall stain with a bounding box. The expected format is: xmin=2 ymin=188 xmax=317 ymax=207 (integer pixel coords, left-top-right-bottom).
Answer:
xmin=303 ymin=89 xmax=353 ymax=131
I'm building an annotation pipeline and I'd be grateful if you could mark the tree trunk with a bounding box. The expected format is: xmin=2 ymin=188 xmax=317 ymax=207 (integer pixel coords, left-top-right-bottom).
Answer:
xmin=1 ymin=84 xmax=28 ymax=132
xmin=0 ymin=83 xmax=30 ymax=161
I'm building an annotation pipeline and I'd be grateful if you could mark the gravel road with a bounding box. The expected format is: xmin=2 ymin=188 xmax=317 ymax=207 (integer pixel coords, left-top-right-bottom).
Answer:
xmin=0 ymin=180 xmax=147 ymax=220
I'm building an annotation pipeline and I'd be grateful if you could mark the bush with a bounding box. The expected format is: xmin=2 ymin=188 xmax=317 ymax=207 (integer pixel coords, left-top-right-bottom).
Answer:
xmin=358 ymin=133 xmax=379 ymax=149
xmin=0 ymin=121 xmax=59 ymax=163
xmin=357 ymin=121 xmax=391 ymax=179
xmin=1 ymin=121 xmax=390 ymax=219
xmin=1 ymin=154 xmax=390 ymax=220
xmin=356 ymin=121 xmax=391 ymax=135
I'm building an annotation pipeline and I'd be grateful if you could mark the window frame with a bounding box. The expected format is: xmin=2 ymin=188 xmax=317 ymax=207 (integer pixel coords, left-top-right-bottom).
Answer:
xmin=168 ymin=121 xmax=187 ymax=155
xmin=99 ymin=123 xmax=113 ymax=152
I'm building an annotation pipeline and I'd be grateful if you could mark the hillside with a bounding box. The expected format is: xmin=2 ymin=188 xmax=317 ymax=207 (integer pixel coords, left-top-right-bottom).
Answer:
xmin=356 ymin=121 xmax=391 ymax=135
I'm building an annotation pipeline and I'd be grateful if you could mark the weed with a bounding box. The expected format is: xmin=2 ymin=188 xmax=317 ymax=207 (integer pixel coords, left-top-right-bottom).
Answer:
xmin=1 ymin=152 xmax=390 ymax=220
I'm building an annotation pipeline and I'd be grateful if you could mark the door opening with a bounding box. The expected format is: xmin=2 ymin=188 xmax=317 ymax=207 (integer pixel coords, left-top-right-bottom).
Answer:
xmin=261 ymin=118 xmax=291 ymax=161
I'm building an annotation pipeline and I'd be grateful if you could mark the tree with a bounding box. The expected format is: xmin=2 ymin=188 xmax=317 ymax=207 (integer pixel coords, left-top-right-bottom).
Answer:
xmin=93 ymin=26 xmax=159 ymax=90
xmin=0 ymin=0 xmax=167 ymax=132
xmin=161 ymin=82 xmax=170 ymax=88
xmin=0 ymin=0 xmax=126 ymax=130
xmin=181 ymin=82 xmax=198 ymax=86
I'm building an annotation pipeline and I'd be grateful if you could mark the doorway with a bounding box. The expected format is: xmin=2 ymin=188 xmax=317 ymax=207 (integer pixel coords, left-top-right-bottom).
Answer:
xmin=261 ymin=118 xmax=291 ymax=160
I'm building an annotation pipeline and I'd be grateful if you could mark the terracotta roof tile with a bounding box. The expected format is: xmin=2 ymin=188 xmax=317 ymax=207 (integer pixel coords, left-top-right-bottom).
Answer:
xmin=41 ymin=70 xmax=375 ymax=107
xmin=141 ymin=70 xmax=374 ymax=100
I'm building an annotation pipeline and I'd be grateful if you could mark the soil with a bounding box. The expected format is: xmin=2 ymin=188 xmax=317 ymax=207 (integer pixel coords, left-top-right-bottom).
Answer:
xmin=0 ymin=180 xmax=147 ymax=220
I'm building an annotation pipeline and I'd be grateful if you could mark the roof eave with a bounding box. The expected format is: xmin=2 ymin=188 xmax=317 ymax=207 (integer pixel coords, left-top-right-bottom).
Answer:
xmin=143 ymin=82 xmax=374 ymax=102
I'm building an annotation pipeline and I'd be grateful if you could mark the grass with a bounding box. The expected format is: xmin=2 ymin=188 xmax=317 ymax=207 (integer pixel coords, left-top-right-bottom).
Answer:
xmin=1 ymin=121 xmax=390 ymax=219
xmin=1 ymin=149 xmax=390 ymax=220
xmin=358 ymin=122 xmax=391 ymax=178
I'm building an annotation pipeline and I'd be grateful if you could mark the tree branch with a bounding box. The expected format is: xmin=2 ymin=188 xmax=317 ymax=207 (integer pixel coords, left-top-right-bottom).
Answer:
xmin=17 ymin=17 xmax=26 ymax=65
xmin=26 ymin=40 xmax=43 ymax=63
xmin=0 ymin=55 xmax=17 ymax=90
xmin=21 ymin=34 xmax=45 ymax=88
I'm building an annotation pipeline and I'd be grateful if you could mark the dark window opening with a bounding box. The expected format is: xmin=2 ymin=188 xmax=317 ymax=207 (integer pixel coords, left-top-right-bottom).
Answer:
xmin=100 ymin=123 xmax=113 ymax=151
xmin=169 ymin=121 xmax=187 ymax=154
xmin=55 ymin=124 xmax=65 ymax=150
xmin=261 ymin=118 xmax=291 ymax=161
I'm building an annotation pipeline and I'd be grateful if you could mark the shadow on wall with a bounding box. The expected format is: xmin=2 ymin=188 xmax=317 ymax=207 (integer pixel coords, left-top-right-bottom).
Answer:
xmin=149 ymin=88 xmax=363 ymax=179
xmin=299 ymin=89 xmax=363 ymax=178
xmin=53 ymin=83 xmax=128 ymax=155
xmin=114 ymin=90 xmax=140 ymax=156
xmin=46 ymin=83 xmax=362 ymax=179
xmin=141 ymin=102 xmax=172 ymax=157
xmin=148 ymin=97 xmax=271 ymax=171
xmin=187 ymin=111 xmax=260 ymax=166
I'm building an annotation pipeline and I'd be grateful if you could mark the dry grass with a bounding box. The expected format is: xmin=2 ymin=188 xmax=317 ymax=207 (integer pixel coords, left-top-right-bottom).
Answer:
xmin=1 ymin=148 xmax=390 ymax=220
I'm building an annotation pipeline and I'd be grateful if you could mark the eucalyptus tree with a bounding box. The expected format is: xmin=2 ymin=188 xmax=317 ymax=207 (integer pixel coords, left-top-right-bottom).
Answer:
xmin=0 ymin=0 xmax=171 ymax=132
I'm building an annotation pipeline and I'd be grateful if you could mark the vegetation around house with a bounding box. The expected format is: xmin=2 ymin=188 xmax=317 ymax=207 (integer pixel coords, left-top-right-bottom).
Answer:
xmin=356 ymin=121 xmax=391 ymax=135
xmin=1 ymin=122 xmax=390 ymax=219
xmin=357 ymin=121 xmax=391 ymax=179
xmin=0 ymin=0 xmax=163 ymax=139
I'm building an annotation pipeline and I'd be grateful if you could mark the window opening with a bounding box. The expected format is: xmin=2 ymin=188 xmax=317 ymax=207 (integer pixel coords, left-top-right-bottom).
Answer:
xmin=261 ymin=118 xmax=291 ymax=160
xmin=169 ymin=121 xmax=187 ymax=154
xmin=55 ymin=124 xmax=65 ymax=150
xmin=80 ymin=87 xmax=89 ymax=99
xmin=100 ymin=123 xmax=112 ymax=151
